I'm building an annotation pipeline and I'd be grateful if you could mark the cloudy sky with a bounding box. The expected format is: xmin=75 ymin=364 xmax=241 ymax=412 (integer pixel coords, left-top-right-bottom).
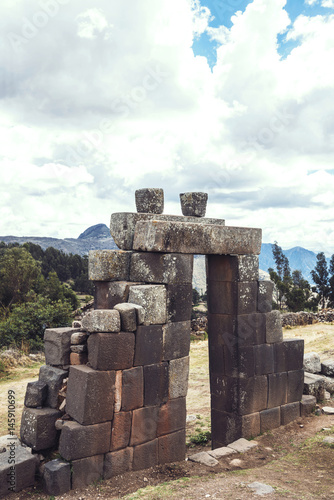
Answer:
xmin=1 ymin=0 xmax=334 ymax=253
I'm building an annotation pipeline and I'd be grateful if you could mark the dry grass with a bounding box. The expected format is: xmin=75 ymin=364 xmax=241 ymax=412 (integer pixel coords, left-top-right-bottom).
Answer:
xmin=283 ymin=323 xmax=334 ymax=361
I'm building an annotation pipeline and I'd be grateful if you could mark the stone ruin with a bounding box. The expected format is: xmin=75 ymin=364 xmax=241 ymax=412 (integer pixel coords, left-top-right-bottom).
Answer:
xmin=1 ymin=189 xmax=312 ymax=496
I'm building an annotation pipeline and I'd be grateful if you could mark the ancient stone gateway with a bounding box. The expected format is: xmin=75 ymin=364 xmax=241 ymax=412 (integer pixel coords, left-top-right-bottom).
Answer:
xmin=17 ymin=189 xmax=305 ymax=495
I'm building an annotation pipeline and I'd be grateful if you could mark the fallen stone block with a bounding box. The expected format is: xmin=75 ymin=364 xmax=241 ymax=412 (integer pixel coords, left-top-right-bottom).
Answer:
xmin=303 ymin=352 xmax=321 ymax=374
xmin=206 ymin=254 xmax=259 ymax=282
xmin=135 ymin=187 xmax=164 ymax=214
xmin=59 ymin=421 xmax=111 ymax=460
xmin=169 ymin=356 xmax=189 ymax=399
xmin=257 ymin=281 xmax=274 ymax=313
xmin=0 ymin=435 xmax=37 ymax=496
xmin=163 ymin=321 xmax=191 ymax=361
xmin=188 ymin=451 xmax=218 ymax=467
xmin=208 ymin=447 xmax=237 ymax=459
xmin=157 ymin=397 xmax=186 ymax=436
xmin=304 ymin=372 xmax=326 ymax=402
xmin=265 ymin=311 xmax=283 ymax=343
xmin=110 ymin=212 xmax=225 ymax=250
xmin=20 ymin=407 xmax=62 ymax=451
xmin=281 ymin=402 xmax=300 ymax=425
xmin=300 ymin=395 xmax=316 ymax=416
xmin=241 ymin=412 xmax=260 ymax=440
xmin=82 ymin=309 xmax=121 ymax=333
xmin=323 ymin=375 xmax=334 ymax=394
xmin=158 ymin=429 xmax=186 ymax=464
xmin=260 ymin=407 xmax=281 ymax=433
xmin=72 ymin=454 xmax=104 ymax=490
xmin=133 ymin=220 xmax=262 ymax=255
xmin=132 ymin=439 xmax=158 ymax=471
xmin=166 ymin=283 xmax=192 ymax=322
xmin=66 ymin=365 xmax=115 ymax=425
xmin=121 ymin=366 xmax=144 ymax=411
xmin=322 ymin=406 xmax=334 ymax=415
xmin=71 ymin=332 xmax=88 ymax=345
xmin=104 ymin=448 xmax=133 ymax=479
xmin=24 ymin=381 xmax=48 ymax=408
xmin=110 ymin=412 xmax=132 ymax=451
xmin=43 ymin=459 xmax=71 ymax=496
xmin=38 ymin=365 xmax=68 ymax=409
xmin=130 ymin=406 xmax=159 ymax=446
xmin=144 ymin=363 xmax=168 ymax=406
xmin=88 ymin=249 xmax=131 ymax=281
xmin=321 ymin=360 xmax=334 ymax=377
xmin=133 ymin=325 xmax=163 ymax=366
xmin=114 ymin=303 xmax=137 ymax=332
xmin=227 ymin=438 xmax=258 ymax=453
xmin=44 ymin=327 xmax=80 ymax=366
xmin=88 ymin=332 xmax=135 ymax=370
xmin=128 ymin=285 xmax=167 ymax=325
xmin=130 ymin=252 xmax=193 ymax=284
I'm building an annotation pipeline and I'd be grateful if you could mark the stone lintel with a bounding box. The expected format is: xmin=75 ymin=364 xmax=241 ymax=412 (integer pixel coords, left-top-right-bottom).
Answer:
xmin=132 ymin=221 xmax=262 ymax=255
xmin=110 ymin=212 xmax=225 ymax=250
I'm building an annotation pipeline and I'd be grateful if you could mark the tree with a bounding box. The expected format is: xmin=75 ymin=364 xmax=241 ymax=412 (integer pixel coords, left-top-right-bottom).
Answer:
xmin=192 ymin=288 xmax=200 ymax=306
xmin=311 ymin=252 xmax=330 ymax=309
xmin=329 ymin=254 xmax=334 ymax=307
xmin=43 ymin=272 xmax=79 ymax=310
xmin=268 ymin=242 xmax=292 ymax=309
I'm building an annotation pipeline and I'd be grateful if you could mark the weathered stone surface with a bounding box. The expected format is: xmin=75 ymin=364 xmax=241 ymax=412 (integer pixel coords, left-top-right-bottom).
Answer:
xmin=130 ymin=252 xmax=193 ymax=284
xmin=188 ymin=451 xmax=218 ymax=467
xmin=210 ymin=376 xmax=238 ymax=413
xmin=163 ymin=321 xmax=191 ymax=361
xmin=39 ymin=365 xmax=68 ymax=409
xmin=166 ymin=283 xmax=192 ymax=322
xmin=224 ymin=345 xmax=255 ymax=378
xmin=207 ymin=282 xmax=236 ymax=315
xmin=134 ymin=325 xmax=163 ymax=366
xmin=257 ymin=281 xmax=274 ymax=313
xmin=247 ymin=483 xmax=275 ymax=496
xmin=304 ymin=372 xmax=326 ymax=401
xmin=180 ymin=192 xmax=208 ymax=217
xmin=88 ymin=249 xmax=131 ymax=281
xmin=66 ymin=365 xmax=115 ymax=425
xmin=110 ymin=212 xmax=225 ymax=250
xmin=241 ymin=412 xmax=261 ymax=440
xmin=44 ymin=327 xmax=80 ymax=366
xmin=24 ymin=381 xmax=47 ymax=408
xmin=0 ymin=435 xmax=37 ymax=496
xmin=88 ymin=332 xmax=135 ymax=370
xmin=114 ymin=303 xmax=137 ymax=332
xmin=321 ymin=360 xmax=334 ymax=377
xmin=237 ymin=282 xmax=258 ymax=315
xmin=59 ymin=420 xmax=111 ymax=460
xmin=70 ymin=352 xmax=88 ymax=365
xmin=70 ymin=344 xmax=87 ymax=353
xmin=43 ymin=459 xmax=71 ymax=496
xmin=169 ymin=356 xmax=189 ymax=399
xmin=20 ymin=407 xmax=62 ymax=451
xmin=207 ymin=254 xmax=259 ymax=282
xmin=303 ymin=352 xmax=321 ymax=373
xmin=211 ymin=409 xmax=242 ymax=448
xmin=104 ymin=447 xmax=133 ymax=479
xmin=114 ymin=370 xmax=122 ymax=412
xmin=130 ymin=406 xmax=159 ymax=446
xmin=133 ymin=439 xmax=158 ymax=471
xmin=72 ymin=455 xmax=104 ymax=489
xmin=157 ymin=397 xmax=186 ymax=436
xmin=253 ymin=344 xmax=274 ymax=375
xmin=128 ymin=285 xmax=167 ymax=325
xmin=227 ymin=438 xmax=258 ymax=453
xmin=322 ymin=406 xmax=334 ymax=415
xmin=323 ymin=375 xmax=334 ymax=394
xmin=94 ymin=280 xmax=142 ymax=309
xmin=133 ymin=220 xmax=262 ymax=255
xmin=135 ymin=188 xmax=164 ymax=214
xmin=287 ymin=370 xmax=304 ymax=403
xmin=300 ymin=395 xmax=316 ymax=416
xmin=281 ymin=402 xmax=300 ymax=425
xmin=158 ymin=430 xmax=186 ymax=464
xmin=144 ymin=363 xmax=168 ymax=406
xmin=237 ymin=313 xmax=266 ymax=346
xmin=265 ymin=311 xmax=283 ymax=343
xmin=268 ymin=372 xmax=287 ymax=408
xmin=110 ymin=412 xmax=132 ymax=451
xmin=82 ymin=309 xmax=121 ymax=333
xmin=121 ymin=366 xmax=144 ymax=411
xmin=71 ymin=332 xmax=88 ymax=345
xmin=285 ymin=339 xmax=304 ymax=371
xmin=208 ymin=446 xmax=237 ymax=459
xmin=260 ymin=407 xmax=281 ymax=433
xmin=238 ymin=376 xmax=268 ymax=415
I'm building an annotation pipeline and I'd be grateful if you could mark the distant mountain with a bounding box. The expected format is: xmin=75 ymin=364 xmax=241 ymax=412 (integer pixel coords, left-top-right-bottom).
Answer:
xmin=0 ymin=224 xmax=331 ymax=286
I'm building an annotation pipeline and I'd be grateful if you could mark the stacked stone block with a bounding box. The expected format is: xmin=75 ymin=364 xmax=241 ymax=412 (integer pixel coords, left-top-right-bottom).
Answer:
xmin=206 ymin=254 xmax=304 ymax=448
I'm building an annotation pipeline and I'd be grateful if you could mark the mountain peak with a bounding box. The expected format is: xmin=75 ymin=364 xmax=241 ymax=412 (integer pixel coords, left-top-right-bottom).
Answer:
xmin=78 ymin=224 xmax=111 ymax=240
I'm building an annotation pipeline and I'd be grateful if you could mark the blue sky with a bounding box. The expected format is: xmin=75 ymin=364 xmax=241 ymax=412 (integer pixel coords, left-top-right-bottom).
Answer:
xmin=0 ymin=0 xmax=334 ymax=254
